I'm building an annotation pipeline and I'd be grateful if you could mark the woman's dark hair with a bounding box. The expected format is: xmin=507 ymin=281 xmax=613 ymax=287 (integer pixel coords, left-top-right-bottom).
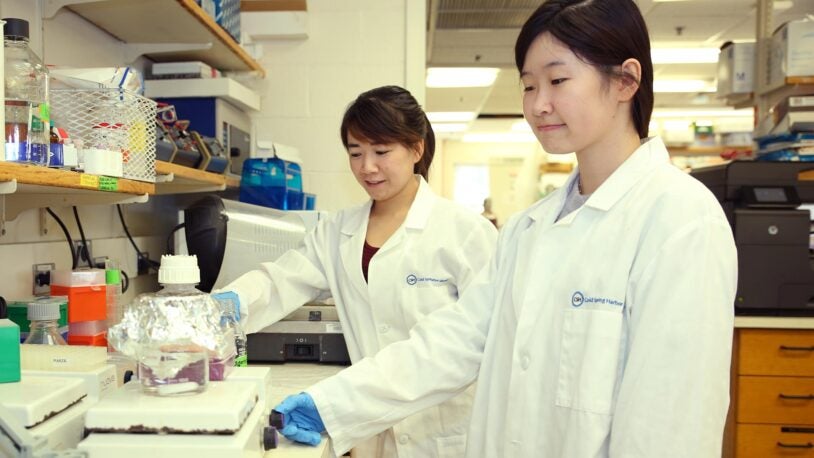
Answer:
xmin=340 ymin=85 xmax=435 ymax=180
xmin=514 ymin=0 xmax=653 ymax=139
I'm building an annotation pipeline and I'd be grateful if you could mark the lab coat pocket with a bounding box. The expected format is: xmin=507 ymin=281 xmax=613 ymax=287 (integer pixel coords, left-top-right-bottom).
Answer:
xmin=435 ymin=433 xmax=467 ymax=457
xmin=555 ymin=308 xmax=624 ymax=415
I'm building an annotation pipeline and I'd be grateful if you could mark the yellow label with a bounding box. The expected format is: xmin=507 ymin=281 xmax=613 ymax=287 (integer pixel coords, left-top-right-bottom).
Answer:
xmin=80 ymin=174 xmax=100 ymax=188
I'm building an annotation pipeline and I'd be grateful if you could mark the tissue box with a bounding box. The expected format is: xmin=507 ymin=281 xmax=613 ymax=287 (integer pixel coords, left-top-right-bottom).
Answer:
xmin=0 ymin=319 xmax=21 ymax=383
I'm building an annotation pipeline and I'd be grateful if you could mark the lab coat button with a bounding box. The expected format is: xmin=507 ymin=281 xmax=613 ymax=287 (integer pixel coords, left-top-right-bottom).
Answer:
xmin=520 ymin=355 xmax=530 ymax=370
xmin=379 ymin=324 xmax=390 ymax=334
xmin=398 ymin=434 xmax=410 ymax=444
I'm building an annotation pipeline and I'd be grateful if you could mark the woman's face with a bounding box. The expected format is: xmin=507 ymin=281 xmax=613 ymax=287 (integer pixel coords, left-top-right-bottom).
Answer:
xmin=346 ymin=132 xmax=421 ymax=202
xmin=520 ymin=32 xmax=625 ymax=156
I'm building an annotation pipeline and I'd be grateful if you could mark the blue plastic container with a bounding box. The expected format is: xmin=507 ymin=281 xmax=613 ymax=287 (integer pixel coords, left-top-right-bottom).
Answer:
xmin=239 ymin=157 xmax=303 ymax=210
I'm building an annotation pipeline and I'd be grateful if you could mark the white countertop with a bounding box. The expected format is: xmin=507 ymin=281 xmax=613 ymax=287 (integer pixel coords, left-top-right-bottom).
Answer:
xmin=262 ymin=363 xmax=346 ymax=458
xmin=734 ymin=316 xmax=814 ymax=329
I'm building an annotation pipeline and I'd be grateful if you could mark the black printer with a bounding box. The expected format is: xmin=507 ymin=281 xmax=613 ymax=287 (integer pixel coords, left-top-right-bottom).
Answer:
xmin=692 ymin=161 xmax=814 ymax=316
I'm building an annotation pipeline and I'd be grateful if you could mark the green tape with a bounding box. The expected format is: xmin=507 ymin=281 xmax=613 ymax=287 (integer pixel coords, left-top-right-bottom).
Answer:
xmin=98 ymin=176 xmax=118 ymax=192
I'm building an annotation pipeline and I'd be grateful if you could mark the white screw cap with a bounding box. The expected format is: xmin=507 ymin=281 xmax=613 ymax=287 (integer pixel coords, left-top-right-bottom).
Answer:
xmin=28 ymin=300 xmax=61 ymax=321
xmin=158 ymin=254 xmax=200 ymax=284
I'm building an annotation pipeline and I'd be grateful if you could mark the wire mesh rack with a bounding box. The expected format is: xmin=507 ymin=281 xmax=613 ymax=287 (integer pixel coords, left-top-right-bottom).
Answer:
xmin=51 ymin=88 xmax=157 ymax=182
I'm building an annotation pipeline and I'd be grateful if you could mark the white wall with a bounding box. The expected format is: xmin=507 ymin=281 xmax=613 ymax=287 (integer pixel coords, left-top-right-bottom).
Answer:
xmin=245 ymin=0 xmax=426 ymax=211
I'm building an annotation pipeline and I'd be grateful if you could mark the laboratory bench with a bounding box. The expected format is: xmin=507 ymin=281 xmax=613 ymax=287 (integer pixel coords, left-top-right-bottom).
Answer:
xmin=724 ymin=316 xmax=814 ymax=458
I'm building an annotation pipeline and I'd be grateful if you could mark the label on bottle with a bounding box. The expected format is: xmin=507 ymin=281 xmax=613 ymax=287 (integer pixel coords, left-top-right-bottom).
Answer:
xmin=234 ymin=355 xmax=248 ymax=367
xmin=39 ymin=103 xmax=50 ymax=123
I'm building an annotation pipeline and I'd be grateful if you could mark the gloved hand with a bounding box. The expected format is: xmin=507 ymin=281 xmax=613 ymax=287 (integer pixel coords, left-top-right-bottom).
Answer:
xmin=211 ymin=291 xmax=240 ymax=320
xmin=274 ymin=392 xmax=325 ymax=446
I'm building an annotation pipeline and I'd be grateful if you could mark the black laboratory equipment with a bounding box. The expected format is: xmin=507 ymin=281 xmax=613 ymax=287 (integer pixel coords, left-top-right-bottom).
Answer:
xmin=692 ymin=161 xmax=814 ymax=316
xmin=182 ymin=196 xmax=351 ymax=364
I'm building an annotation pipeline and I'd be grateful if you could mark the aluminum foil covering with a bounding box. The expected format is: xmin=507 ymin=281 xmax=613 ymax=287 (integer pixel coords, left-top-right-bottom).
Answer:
xmin=108 ymin=291 xmax=232 ymax=365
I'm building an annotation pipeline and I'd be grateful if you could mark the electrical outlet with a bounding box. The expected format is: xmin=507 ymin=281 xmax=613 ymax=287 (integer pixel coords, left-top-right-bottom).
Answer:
xmin=92 ymin=256 xmax=108 ymax=269
xmin=73 ymin=240 xmax=93 ymax=267
xmin=32 ymin=263 xmax=55 ymax=296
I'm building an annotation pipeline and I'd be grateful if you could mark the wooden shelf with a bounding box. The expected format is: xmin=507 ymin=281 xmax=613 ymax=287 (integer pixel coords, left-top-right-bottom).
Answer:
xmin=61 ymin=0 xmax=265 ymax=76
xmin=667 ymin=145 xmax=752 ymax=157
xmin=154 ymin=160 xmax=240 ymax=194
xmin=757 ymin=76 xmax=814 ymax=98
xmin=0 ymin=162 xmax=152 ymax=230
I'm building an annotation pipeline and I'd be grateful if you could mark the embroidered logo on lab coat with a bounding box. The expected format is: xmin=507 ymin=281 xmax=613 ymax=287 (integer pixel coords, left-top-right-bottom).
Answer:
xmin=571 ymin=291 xmax=624 ymax=308
xmin=406 ymin=274 xmax=449 ymax=286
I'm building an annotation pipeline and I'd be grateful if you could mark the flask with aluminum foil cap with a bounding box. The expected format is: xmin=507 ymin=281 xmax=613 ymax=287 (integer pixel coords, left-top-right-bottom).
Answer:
xmin=108 ymin=254 xmax=235 ymax=396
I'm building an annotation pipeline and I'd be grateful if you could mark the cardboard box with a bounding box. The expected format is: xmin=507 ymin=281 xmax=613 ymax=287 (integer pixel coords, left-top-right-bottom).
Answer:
xmin=769 ymin=19 xmax=814 ymax=88
xmin=717 ymin=42 xmax=755 ymax=96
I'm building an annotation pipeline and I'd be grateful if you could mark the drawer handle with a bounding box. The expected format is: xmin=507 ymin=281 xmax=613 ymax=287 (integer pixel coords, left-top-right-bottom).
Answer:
xmin=778 ymin=393 xmax=814 ymax=400
xmin=777 ymin=442 xmax=814 ymax=449
xmin=779 ymin=345 xmax=814 ymax=352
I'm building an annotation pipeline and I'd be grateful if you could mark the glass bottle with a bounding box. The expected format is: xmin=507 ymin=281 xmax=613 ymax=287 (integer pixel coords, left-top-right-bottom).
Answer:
xmin=217 ymin=297 xmax=247 ymax=367
xmin=3 ymin=18 xmax=49 ymax=165
xmin=24 ymin=299 xmax=67 ymax=345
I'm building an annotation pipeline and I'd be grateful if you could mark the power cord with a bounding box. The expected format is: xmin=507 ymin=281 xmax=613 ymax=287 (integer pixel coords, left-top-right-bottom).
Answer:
xmin=46 ymin=207 xmax=78 ymax=269
xmin=116 ymin=204 xmax=160 ymax=273
xmin=72 ymin=206 xmax=92 ymax=266
xmin=166 ymin=222 xmax=186 ymax=255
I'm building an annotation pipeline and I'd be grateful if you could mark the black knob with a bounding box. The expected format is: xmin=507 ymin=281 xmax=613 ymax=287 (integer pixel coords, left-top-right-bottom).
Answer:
xmin=269 ymin=410 xmax=285 ymax=429
xmin=263 ymin=426 xmax=278 ymax=450
xmin=123 ymin=370 xmax=135 ymax=384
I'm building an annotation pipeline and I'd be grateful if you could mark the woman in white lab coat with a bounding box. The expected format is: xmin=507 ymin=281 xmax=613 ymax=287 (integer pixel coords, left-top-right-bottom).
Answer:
xmin=219 ymin=85 xmax=498 ymax=457
xmin=275 ymin=1 xmax=738 ymax=457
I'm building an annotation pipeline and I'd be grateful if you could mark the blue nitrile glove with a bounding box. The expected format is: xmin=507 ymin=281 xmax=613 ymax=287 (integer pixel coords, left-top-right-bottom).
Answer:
xmin=212 ymin=291 xmax=240 ymax=320
xmin=274 ymin=393 xmax=325 ymax=446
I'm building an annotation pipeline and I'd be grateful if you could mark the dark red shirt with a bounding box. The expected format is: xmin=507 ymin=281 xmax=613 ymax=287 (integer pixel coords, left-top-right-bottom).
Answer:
xmin=362 ymin=241 xmax=380 ymax=282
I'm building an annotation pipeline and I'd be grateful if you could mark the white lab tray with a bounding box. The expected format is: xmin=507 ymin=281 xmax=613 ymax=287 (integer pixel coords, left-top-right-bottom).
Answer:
xmin=0 ymin=375 xmax=87 ymax=427
xmin=84 ymin=379 xmax=258 ymax=434
xmin=78 ymin=400 xmax=266 ymax=458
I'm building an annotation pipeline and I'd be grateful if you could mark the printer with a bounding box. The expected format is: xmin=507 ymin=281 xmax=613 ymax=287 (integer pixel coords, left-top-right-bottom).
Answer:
xmin=182 ymin=196 xmax=350 ymax=364
xmin=692 ymin=160 xmax=814 ymax=316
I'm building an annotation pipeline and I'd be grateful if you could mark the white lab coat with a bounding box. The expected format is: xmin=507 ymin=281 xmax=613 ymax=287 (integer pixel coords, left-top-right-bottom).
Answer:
xmin=222 ymin=176 xmax=498 ymax=458
xmin=309 ymin=137 xmax=738 ymax=458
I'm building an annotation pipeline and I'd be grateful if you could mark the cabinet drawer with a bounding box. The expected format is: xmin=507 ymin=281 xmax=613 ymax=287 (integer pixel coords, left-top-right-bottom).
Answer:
xmin=737 ymin=424 xmax=814 ymax=458
xmin=739 ymin=329 xmax=814 ymax=377
xmin=738 ymin=376 xmax=814 ymax=424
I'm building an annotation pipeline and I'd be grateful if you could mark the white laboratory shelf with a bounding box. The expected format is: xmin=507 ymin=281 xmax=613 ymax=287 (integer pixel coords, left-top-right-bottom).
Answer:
xmin=145 ymin=77 xmax=261 ymax=112
xmin=49 ymin=0 xmax=265 ymax=76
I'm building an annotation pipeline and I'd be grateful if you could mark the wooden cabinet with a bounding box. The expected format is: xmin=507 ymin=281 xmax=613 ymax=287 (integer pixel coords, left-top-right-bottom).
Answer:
xmin=728 ymin=328 xmax=814 ymax=457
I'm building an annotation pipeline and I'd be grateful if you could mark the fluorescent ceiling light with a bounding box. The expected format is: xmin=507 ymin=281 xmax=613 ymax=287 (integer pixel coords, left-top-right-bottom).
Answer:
xmin=653 ymin=79 xmax=715 ymax=93
xmin=426 ymin=67 xmax=500 ymax=88
xmin=462 ymin=132 xmax=537 ymax=143
xmin=651 ymin=47 xmax=719 ymax=64
xmin=432 ymin=123 xmax=469 ymax=133
xmin=427 ymin=111 xmax=476 ymax=122
xmin=652 ymin=108 xmax=753 ymax=118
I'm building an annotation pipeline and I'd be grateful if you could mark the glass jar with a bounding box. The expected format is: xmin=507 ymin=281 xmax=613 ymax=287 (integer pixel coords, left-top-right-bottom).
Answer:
xmin=3 ymin=18 xmax=49 ymax=165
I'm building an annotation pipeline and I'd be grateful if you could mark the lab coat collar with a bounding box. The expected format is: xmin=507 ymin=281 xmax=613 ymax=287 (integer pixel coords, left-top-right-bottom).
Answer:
xmin=338 ymin=175 xmax=434 ymax=236
xmin=583 ymin=136 xmax=669 ymax=211
xmin=403 ymin=176 xmax=435 ymax=230
xmin=523 ymin=137 xmax=669 ymax=224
